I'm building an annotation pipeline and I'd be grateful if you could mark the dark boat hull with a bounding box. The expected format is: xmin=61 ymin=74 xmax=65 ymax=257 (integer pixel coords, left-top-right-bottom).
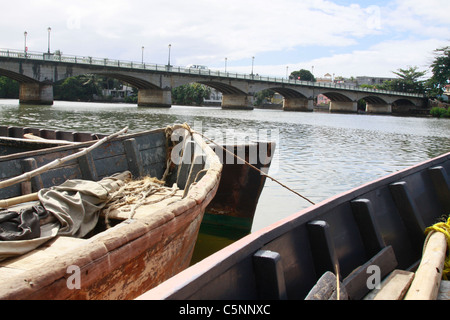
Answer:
xmin=138 ymin=151 xmax=450 ymax=300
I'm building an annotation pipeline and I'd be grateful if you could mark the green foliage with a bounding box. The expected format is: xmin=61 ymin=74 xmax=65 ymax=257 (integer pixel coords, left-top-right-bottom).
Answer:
xmin=172 ymin=83 xmax=211 ymax=106
xmin=290 ymin=69 xmax=315 ymax=82
xmin=378 ymin=66 xmax=426 ymax=94
xmin=54 ymin=76 xmax=94 ymax=101
xmin=0 ymin=76 xmax=19 ymax=98
xmin=254 ymin=89 xmax=275 ymax=106
xmin=426 ymin=46 xmax=450 ymax=97
xmin=430 ymin=107 xmax=450 ymax=118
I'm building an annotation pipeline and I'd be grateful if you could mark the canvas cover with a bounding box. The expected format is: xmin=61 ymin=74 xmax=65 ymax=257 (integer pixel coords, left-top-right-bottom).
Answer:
xmin=0 ymin=172 xmax=130 ymax=261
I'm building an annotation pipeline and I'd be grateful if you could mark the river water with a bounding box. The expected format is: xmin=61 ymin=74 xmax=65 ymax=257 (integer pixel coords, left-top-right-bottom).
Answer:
xmin=1 ymin=99 xmax=450 ymax=232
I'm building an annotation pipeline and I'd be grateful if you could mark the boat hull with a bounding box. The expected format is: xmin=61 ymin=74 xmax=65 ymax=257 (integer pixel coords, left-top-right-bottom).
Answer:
xmin=0 ymin=126 xmax=222 ymax=299
xmin=138 ymin=151 xmax=450 ymax=300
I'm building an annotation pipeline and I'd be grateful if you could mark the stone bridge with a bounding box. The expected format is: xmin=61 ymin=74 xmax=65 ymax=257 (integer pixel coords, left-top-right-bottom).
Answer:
xmin=0 ymin=49 xmax=426 ymax=113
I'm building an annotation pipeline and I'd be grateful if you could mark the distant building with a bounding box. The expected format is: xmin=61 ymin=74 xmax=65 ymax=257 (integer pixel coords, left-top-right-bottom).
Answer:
xmin=316 ymin=73 xmax=333 ymax=83
xmin=356 ymin=76 xmax=394 ymax=86
xmin=317 ymin=94 xmax=331 ymax=106
xmin=203 ymin=88 xmax=223 ymax=106
xmin=96 ymin=85 xmax=134 ymax=101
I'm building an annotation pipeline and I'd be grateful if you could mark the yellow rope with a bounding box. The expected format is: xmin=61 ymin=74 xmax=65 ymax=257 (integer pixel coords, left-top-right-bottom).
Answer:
xmin=425 ymin=215 xmax=450 ymax=280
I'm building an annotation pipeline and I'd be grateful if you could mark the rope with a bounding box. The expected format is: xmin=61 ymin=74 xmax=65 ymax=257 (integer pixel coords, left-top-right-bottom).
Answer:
xmin=192 ymin=127 xmax=315 ymax=205
xmin=102 ymin=175 xmax=179 ymax=227
xmin=424 ymin=215 xmax=450 ymax=280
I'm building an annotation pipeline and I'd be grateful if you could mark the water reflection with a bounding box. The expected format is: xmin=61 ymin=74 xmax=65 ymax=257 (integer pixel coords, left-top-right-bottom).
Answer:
xmin=1 ymin=99 xmax=450 ymax=231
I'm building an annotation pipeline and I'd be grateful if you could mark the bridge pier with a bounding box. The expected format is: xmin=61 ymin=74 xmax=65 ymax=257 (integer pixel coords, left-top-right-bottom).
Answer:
xmin=19 ymin=83 xmax=53 ymax=105
xmin=366 ymin=103 xmax=392 ymax=114
xmin=221 ymin=94 xmax=254 ymax=110
xmin=329 ymin=101 xmax=357 ymax=113
xmin=282 ymin=97 xmax=313 ymax=111
xmin=138 ymin=88 xmax=171 ymax=108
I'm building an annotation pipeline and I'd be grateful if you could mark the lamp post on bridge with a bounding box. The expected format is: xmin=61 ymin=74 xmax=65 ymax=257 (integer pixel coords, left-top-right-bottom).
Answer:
xmin=47 ymin=27 xmax=51 ymax=54
xmin=167 ymin=44 xmax=171 ymax=68
xmin=24 ymin=31 xmax=27 ymax=57
xmin=142 ymin=46 xmax=144 ymax=64
xmin=225 ymin=57 xmax=227 ymax=73
xmin=251 ymin=56 xmax=254 ymax=76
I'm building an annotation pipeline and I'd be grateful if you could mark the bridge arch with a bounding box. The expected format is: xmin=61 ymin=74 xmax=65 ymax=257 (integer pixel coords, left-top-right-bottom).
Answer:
xmin=196 ymin=81 xmax=246 ymax=95
xmin=319 ymin=91 xmax=353 ymax=102
xmin=0 ymin=68 xmax=38 ymax=84
xmin=318 ymin=91 xmax=356 ymax=113
xmin=391 ymin=98 xmax=417 ymax=114
xmin=0 ymin=67 xmax=53 ymax=105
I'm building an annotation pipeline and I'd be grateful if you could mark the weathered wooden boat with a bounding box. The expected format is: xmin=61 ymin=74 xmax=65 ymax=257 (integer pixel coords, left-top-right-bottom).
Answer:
xmin=0 ymin=125 xmax=275 ymax=264
xmin=0 ymin=124 xmax=223 ymax=299
xmin=138 ymin=151 xmax=450 ymax=300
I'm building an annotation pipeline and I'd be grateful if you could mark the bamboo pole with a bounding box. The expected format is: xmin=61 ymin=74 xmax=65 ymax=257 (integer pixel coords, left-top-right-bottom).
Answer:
xmin=0 ymin=127 xmax=128 ymax=190
xmin=0 ymin=193 xmax=39 ymax=208
xmin=404 ymin=231 xmax=447 ymax=300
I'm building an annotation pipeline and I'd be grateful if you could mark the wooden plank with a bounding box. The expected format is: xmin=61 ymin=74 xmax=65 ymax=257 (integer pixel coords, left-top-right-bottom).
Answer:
xmin=0 ymin=236 xmax=86 ymax=271
xmin=307 ymin=220 xmax=340 ymax=278
xmin=253 ymin=250 xmax=287 ymax=300
xmin=428 ymin=166 xmax=450 ymax=213
xmin=351 ymin=198 xmax=386 ymax=258
xmin=20 ymin=158 xmax=43 ymax=193
xmin=123 ymin=138 xmax=144 ymax=178
xmin=78 ymin=153 xmax=98 ymax=181
xmin=389 ymin=181 xmax=426 ymax=254
xmin=305 ymin=271 xmax=348 ymax=300
xmin=365 ymin=270 xmax=414 ymax=300
xmin=404 ymin=231 xmax=447 ymax=300
xmin=343 ymin=246 xmax=398 ymax=300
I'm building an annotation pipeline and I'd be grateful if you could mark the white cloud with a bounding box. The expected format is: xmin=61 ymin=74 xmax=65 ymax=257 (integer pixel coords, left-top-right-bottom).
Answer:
xmin=245 ymin=38 xmax=448 ymax=79
xmin=0 ymin=0 xmax=449 ymax=79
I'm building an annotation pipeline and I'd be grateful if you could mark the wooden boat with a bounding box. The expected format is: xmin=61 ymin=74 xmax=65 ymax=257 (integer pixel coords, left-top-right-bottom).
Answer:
xmin=0 ymin=125 xmax=275 ymax=264
xmin=138 ymin=151 xmax=450 ymax=300
xmin=0 ymin=124 xmax=223 ymax=299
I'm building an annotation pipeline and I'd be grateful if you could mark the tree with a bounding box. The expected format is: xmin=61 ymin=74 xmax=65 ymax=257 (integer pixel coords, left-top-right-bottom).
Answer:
xmin=172 ymin=83 xmax=211 ymax=106
xmin=54 ymin=76 xmax=94 ymax=101
xmin=379 ymin=66 xmax=426 ymax=94
xmin=0 ymin=76 xmax=19 ymax=98
xmin=290 ymin=69 xmax=315 ymax=82
xmin=426 ymin=46 xmax=450 ymax=98
xmin=254 ymin=89 xmax=275 ymax=106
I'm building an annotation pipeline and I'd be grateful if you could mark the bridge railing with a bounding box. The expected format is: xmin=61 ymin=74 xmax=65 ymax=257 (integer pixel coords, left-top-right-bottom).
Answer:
xmin=0 ymin=48 xmax=425 ymax=98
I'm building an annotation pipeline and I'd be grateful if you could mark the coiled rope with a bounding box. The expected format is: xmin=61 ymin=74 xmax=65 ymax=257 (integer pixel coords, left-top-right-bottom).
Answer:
xmin=424 ymin=215 xmax=450 ymax=280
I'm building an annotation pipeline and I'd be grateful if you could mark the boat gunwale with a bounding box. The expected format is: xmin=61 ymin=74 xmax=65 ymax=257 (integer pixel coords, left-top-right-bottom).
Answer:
xmin=138 ymin=151 xmax=450 ymax=300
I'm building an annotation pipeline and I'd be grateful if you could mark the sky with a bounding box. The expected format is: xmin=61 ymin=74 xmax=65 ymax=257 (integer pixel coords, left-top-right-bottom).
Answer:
xmin=1 ymin=0 xmax=449 ymax=79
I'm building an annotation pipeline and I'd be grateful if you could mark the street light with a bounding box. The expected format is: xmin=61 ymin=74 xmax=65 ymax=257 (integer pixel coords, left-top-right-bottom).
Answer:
xmin=286 ymin=66 xmax=289 ymax=79
xmin=251 ymin=56 xmax=254 ymax=75
xmin=24 ymin=31 xmax=27 ymax=57
xmin=225 ymin=57 xmax=227 ymax=73
xmin=47 ymin=27 xmax=51 ymax=54
xmin=168 ymin=44 xmax=171 ymax=67
xmin=141 ymin=46 xmax=144 ymax=64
